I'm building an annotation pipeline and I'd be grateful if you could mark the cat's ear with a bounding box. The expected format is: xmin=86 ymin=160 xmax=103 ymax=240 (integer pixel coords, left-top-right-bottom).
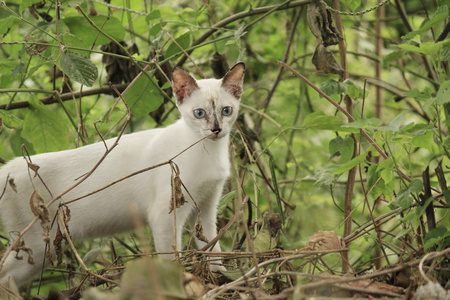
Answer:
xmin=172 ymin=67 xmax=199 ymax=104
xmin=221 ymin=62 xmax=245 ymax=99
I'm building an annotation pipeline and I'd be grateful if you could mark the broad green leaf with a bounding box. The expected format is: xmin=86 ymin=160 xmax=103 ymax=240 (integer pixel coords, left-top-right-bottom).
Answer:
xmin=415 ymin=197 xmax=434 ymax=217
xmin=377 ymin=157 xmax=394 ymax=183
xmin=0 ymin=16 xmax=16 ymax=39
xmin=249 ymin=229 xmax=277 ymax=252
xmin=424 ymin=226 xmax=450 ymax=250
xmin=303 ymin=112 xmax=358 ymax=133
xmin=218 ymin=191 xmax=236 ymax=214
xmin=221 ymin=268 xmax=249 ymax=281
xmin=19 ymin=0 xmax=42 ymax=14
xmin=394 ymin=228 xmax=412 ymax=240
xmin=366 ymin=165 xmax=395 ymax=201
xmin=61 ymin=33 xmax=89 ymax=56
xmin=343 ymin=118 xmax=382 ymax=129
xmin=435 ymin=80 xmax=450 ymax=105
xmin=328 ymin=154 xmax=365 ymax=175
xmin=397 ymin=43 xmax=427 ymax=54
xmin=344 ymin=79 xmax=367 ymax=99
xmin=165 ymin=32 xmax=191 ymax=58
xmin=402 ymin=5 xmax=449 ymax=39
xmin=63 ymin=16 xmax=125 ymax=46
xmin=391 ymin=179 xmax=423 ymax=209
xmin=21 ymin=100 xmax=70 ymax=153
xmin=412 ymin=131 xmax=433 ymax=150
xmin=379 ymin=111 xmax=407 ymax=132
xmin=404 ymin=87 xmax=432 ymax=100
xmin=0 ymin=110 xmax=24 ymax=129
xmin=146 ymin=10 xmax=161 ymax=22
xmin=121 ymin=258 xmax=186 ymax=299
xmin=341 ymin=0 xmax=361 ymax=11
xmin=123 ymin=74 xmax=163 ymax=117
xmin=329 ymin=135 xmax=354 ymax=162
xmin=60 ymin=51 xmax=98 ymax=87
xmin=320 ymin=79 xmax=347 ymax=97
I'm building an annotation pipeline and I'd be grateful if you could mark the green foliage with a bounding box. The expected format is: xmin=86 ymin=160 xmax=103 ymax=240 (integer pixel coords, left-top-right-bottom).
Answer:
xmin=60 ymin=51 xmax=98 ymax=86
xmin=0 ymin=0 xmax=449 ymax=298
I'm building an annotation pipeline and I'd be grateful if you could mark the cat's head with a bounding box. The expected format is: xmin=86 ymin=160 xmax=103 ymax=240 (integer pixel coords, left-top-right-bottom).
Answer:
xmin=172 ymin=63 xmax=245 ymax=140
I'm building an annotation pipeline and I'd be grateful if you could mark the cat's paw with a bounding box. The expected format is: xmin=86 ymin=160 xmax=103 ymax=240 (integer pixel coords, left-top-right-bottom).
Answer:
xmin=209 ymin=264 xmax=227 ymax=273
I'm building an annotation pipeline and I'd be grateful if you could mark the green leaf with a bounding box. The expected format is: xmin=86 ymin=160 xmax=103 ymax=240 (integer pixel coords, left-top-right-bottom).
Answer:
xmin=166 ymin=32 xmax=191 ymax=58
xmin=121 ymin=258 xmax=187 ymax=299
xmin=340 ymin=0 xmax=361 ymax=11
xmin=63 ymin=16 xmax=125 ymax=46
xmin=221 ymin=268 xmax=249 ymax=281
xmin=303 ymin=112 xmax=358 ymax=133
xmin=146 ymin=10 xmax=161 ymax=22
xmin=320 ymin=79 xmax=347 ymax=97
xmin=412 ymin=130 xmax=433 ymax=150
xmin=397 ymin=43 xmax=427 ymax=54
xmin=424 ymin=226 xmax=450 ymax=250
xmin=377 ymin=157 xmax=395 ymax=183
xmin=247 ymin=229 xmax=277 ymax=252
xmin=391 ymin=179 xmax=423 ymax=209
xmin=217 ymin=191 xmax=236 ymax=214
xmin=0 ymin=110 xmax=24 ymax=129
xmin=329 ymin=135 xmax=354 ymax=162
xmin=328 ymin=154 xmax=365 ymax=175
xmin=19 ymin=0 xmax=42 ymax=14
xmin=435 ymin=80 xmax=450 ymax=105
xmin=402 ymin=5 xmax=449 ymax=39
xmin=343 ymin=118 xmax=382 ymax=129
xmin=0 ymin=16 xmax=16 ymax=39
xmin=60 ymin=51 xmax=98 ymax=87
xmin=379 ymin=111 xmax=407 ymax=132
xmin=123 ymin=74 xmax=163 ymax=117
xmin=21 ymin=100 xmax=70 ymax=153
xmin=344 ymin=79 xmax=367 ymax=99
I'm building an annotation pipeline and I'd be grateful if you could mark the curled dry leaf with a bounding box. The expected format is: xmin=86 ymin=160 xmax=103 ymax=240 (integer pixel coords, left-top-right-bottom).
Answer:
xmin=312 ymin=44 xmax=345 ymax=76
xmin=169 ymin=164 xmax=187 ymax=213
xmin=101 ymin=41 xmax=140 ymax=84
xmin=53 ymin=223 xmax=65 ymax=265
xmin=304 ymin=230 xmax=346 ymax=251
xmin=307 ymin=0 xmax=343 ymax=46
xmin=27 ymin=162 xmax=40 ymax=173
xmin=195 ymin=218 xmax=209 ymax=243
xmin=29 ymin=190 xmax=51 ymax=243
xmin=12 ymin=238 xmax=34 ymax=266
xmin=266 ymin=213 xmax=282 ymax=238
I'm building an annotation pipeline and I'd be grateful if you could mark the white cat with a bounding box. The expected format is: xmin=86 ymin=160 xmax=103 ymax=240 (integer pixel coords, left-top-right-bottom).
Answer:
xmin=0 ymin=62 xmax=245 ymax=286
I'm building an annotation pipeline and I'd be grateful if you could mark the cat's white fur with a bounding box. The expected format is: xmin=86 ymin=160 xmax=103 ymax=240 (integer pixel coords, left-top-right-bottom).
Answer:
xmin=0 ymin=63 xmax=245 ymax=285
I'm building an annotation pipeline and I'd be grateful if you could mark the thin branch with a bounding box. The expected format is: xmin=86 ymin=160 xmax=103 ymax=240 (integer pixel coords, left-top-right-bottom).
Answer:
xmin=176 ymin=0 xmax=311 ymax=67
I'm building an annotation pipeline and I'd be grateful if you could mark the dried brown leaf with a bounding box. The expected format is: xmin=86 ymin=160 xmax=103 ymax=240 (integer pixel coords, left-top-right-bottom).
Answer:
xmin=312 ymin=44 xmax=345 ymax=75
xmin=169 ymin=164 xmax=187 ymax=213
xmin=29 ymin=190 xmax=51 ymax=243
xmin=195 ymin=218 xmax=209 ymax=243
xmin=307 ymin=0 xmax=343 ymax=46
xmin=304 ymin=230 xmax=346 ymax=251
xmin=266 ymin=213 xmax=282 ymax=238
xmin=27 ymin=162 xmax=40 ymax=173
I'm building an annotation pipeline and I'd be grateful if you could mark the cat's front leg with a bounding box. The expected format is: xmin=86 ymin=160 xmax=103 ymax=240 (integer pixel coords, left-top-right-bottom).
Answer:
xmin=148 ymin=203 xmax=190 ymax=260
xmin=195 ymin=195 xmax=227 ymax=272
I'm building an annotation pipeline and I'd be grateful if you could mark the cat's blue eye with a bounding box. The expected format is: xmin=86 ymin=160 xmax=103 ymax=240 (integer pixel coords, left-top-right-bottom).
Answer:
xmin=222 ymin=106 xmax=233 ymax=116
xmin=193 ymin=109 xmax=206 ymax=119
